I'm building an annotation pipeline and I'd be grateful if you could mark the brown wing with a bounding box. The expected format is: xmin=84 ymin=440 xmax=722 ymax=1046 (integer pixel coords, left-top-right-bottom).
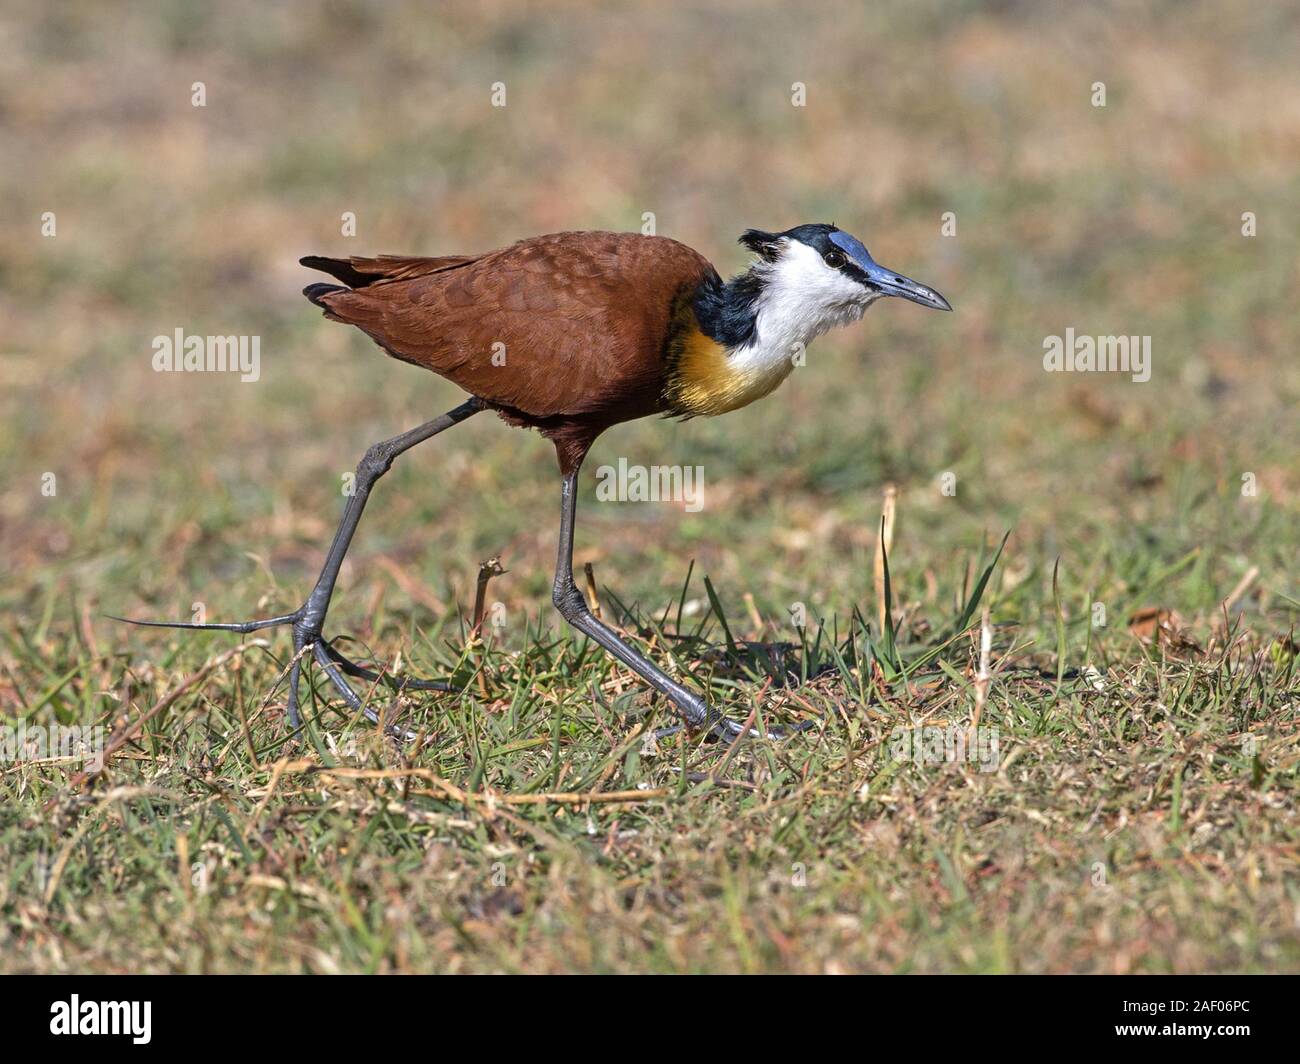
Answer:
xmin=303 ymin=232 xmax=716 ymax=422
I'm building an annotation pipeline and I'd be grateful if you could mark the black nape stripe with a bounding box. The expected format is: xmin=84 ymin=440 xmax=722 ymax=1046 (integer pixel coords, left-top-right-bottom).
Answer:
xmin=692 ymin=269 xmax=763 ymax=348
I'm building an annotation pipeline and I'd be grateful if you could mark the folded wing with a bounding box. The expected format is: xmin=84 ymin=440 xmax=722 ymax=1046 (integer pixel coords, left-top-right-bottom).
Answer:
xmin=302 ymin=232 xmax=716 ymax=423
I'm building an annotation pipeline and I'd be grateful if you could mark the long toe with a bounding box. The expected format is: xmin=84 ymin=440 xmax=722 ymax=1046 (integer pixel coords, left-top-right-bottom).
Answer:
xmin=286 ymin=658 xmax=303 ymax=729
xmin=323 ymin=642 xmax=459 ymax=692
xmin=311 ymin=641 xmax=417 ymax=740
xmin=108 ymin=611 xmax=301 ymax=633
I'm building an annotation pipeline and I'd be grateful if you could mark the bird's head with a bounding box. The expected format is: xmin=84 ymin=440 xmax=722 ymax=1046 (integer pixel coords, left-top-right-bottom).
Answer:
xmin=738 ymin=223 xmax=951 ymax=329
xmin=673 ymin=222 xmax=951 ymax=418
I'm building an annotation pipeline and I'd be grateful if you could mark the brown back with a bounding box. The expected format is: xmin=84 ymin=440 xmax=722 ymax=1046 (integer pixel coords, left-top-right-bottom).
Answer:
xmin=309 ymin=231 xmax=717 ymax=427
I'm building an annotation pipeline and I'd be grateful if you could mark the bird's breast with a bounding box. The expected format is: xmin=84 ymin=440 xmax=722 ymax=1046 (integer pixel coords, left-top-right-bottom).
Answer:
xmin=664 ymin=319 xmax=797 ymax=418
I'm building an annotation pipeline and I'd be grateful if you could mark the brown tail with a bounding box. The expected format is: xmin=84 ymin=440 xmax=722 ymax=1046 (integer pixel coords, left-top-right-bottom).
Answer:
xmin=303 ymin=282 xmax=347 ymax=309
xmin=300 ymin=256 xmax=376 ymax=289
xmin=300 ymin=253 xmax=478 ymax=292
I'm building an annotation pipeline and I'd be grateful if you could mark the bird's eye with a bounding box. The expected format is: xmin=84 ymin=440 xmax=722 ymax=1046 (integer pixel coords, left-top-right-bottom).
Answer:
xmin=824 ymin=251 xmax=846 ymax=268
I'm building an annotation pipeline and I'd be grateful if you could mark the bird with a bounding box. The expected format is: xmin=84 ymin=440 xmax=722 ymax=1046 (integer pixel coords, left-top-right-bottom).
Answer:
xmin=120 ymin=224 xmax=950 ymax=738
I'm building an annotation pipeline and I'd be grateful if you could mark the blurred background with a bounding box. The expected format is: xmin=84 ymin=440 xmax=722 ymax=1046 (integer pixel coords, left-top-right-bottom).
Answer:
xmin=2 ymin=0 xmax=1297 ymax=672
xmin=4 ymin=0 xmax=1300 ymax=978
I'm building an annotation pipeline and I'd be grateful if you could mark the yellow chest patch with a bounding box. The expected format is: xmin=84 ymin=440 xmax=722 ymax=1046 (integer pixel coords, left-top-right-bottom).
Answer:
xmin=666 ymin=322 xmax=795 ymax=418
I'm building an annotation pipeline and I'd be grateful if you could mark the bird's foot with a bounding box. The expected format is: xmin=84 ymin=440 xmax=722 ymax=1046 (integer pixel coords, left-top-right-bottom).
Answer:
xmin=110 ymin=608 xmax=457 ymax=737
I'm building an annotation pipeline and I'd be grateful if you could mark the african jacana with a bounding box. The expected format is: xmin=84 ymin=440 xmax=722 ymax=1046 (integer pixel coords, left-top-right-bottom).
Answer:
xmin=121 ymin=224 xmax=950 ymax=738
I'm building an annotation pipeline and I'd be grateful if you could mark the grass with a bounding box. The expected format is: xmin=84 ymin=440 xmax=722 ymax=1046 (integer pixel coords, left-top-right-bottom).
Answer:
xmin=1 ymin=0 xmax=1298 ymax=972
xmin=5 ymin=498 xmax=1297 ymax=973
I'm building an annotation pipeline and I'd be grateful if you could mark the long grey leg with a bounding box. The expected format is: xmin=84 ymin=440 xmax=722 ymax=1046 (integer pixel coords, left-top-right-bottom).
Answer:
xmin=295 ymin=399 xmax=484 ymax=635
xmin=550 ymin=468 xmax=784 ymax=739
xmin=116 ymin=398 xmax=484 ymax=728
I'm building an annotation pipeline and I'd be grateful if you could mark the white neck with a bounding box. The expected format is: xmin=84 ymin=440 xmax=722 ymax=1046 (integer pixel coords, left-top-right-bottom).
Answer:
xmin=729 ymin=241 xmax=877 ymax=380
